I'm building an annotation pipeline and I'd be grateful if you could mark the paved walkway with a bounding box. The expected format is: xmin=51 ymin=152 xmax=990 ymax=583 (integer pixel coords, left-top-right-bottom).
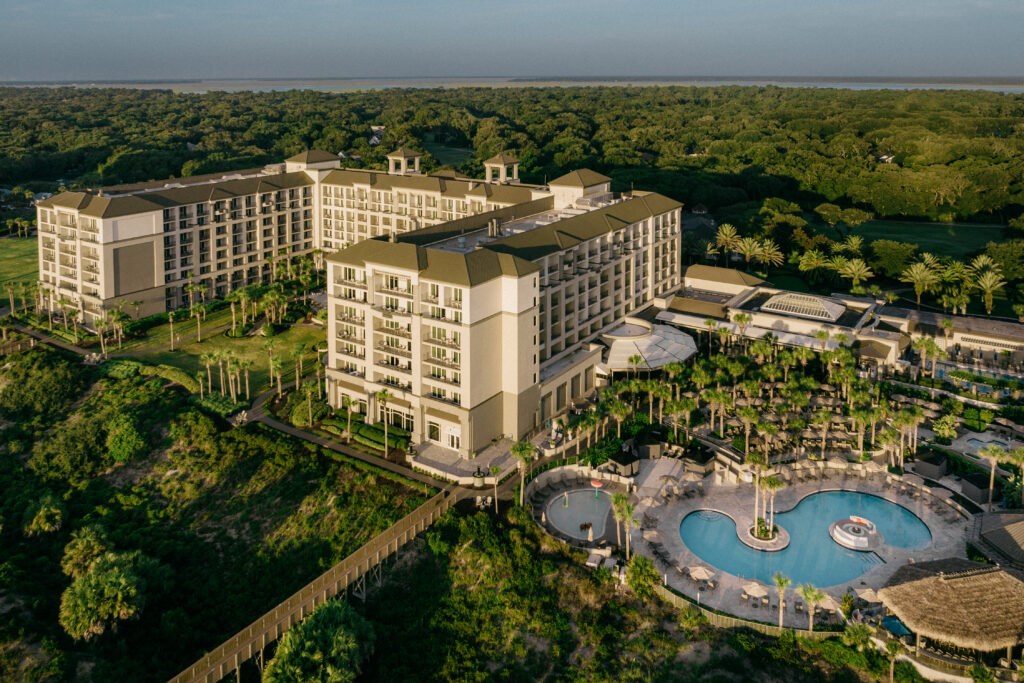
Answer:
xmin=12 ymin=323 xmax=90 ymax=355
xmin=630 ymin=458 xmax=969 ymax=629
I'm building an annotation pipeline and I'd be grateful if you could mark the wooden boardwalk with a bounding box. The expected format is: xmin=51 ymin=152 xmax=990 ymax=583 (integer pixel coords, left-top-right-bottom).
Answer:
xmin=168 ymin=488 xmax=461 ymax=683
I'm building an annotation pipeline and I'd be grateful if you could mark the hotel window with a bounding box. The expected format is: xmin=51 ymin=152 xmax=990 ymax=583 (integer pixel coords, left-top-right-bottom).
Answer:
xmin=428 ymin=422 xmax=440 ymax=441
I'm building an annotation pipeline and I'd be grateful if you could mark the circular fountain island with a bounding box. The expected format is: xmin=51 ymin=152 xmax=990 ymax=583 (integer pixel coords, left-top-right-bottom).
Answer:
xmin=830 ymin=515 xmax=883 ymax=551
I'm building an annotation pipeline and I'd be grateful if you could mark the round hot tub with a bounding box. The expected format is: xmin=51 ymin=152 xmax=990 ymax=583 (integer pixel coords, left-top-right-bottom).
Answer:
xmin=830 ymin=516 xmax=883 ymax=551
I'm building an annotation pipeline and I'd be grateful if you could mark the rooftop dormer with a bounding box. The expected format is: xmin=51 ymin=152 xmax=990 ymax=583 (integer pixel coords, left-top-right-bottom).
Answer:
xmin=483 ymin=152 xmax=520 ymax=184
xmin=386 ymin=148 xmax=422 ymax=175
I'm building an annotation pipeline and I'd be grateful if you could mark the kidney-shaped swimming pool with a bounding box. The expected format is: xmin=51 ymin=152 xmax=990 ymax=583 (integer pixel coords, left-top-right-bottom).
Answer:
xmin=679 ymin=491 xmax=931 ymax=587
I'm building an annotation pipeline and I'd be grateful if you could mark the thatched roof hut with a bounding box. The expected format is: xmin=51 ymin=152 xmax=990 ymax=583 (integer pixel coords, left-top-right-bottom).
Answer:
xmin=878 ymin=558 xmax=1024 ymax=655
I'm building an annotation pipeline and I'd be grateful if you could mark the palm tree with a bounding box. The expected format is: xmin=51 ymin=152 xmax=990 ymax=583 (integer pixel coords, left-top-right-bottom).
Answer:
xmin=813 ymin=329 xmax=830 ymax=352
xmin=199 ymin=353 xmax=215 ymax=395
xmin=886 ymin=639 xmax=902 ymax=683
xmin=974 ymin=270 xmax=1006 ymax=316
xmin=703 ymin=319 xmax=717 ymax=354
xmin=341 ymin=395 xmax=355 ymax=441
xmin=652 ymin=383 xmax=671 ymax=422
xmin=608 ymin=399 xmax=630 ymax=438
xmin=489 ymin=465 xmax=501 ymax=514
xmin=746 ymin=452 xmax=767 ymax=528
xmin=627 ymin=353 xmax=643 ymax=378
xmin=511 ymin=440 xmax=533 ymax=506
xmin=226 ymin=360 xmax=239 ymax=402
xmin=978 ymin=444 xmax=1007 ymax=512
xmin=677 ymin=397 xmax=697 ymax=445
xmin=762 ymin=475 xmax=785 ymax=532
xmin=271 ymin=357 xmax=284 ymax=398
xmin=900 ymin=262 xmax=940 ymax=309
xmin=190 ymin=302 xmax=203 ymax=342
xmin=375 ymin=389 xmax=393 ymax=456
xmin=773 ymin=572 xmax=791 ymax=629
xmin=797 ymin=584 xmax=826 ymax=632
xmin=735 ymin=236 xmax=761 ymax=265
xmin=715 ymin=223 xmax=740 ymax=264
xmin=195 ymin=372 xmax=205 ymax=400
xmin=620 ymin=499 xmax=637 ymax=559
xmin=168 ymin=312 xmax=175 ymax=350
xmin=836 ymin=258 xmax=873 ymax=289
xmin=737 ymin=406 xmax=759 ymax=455
xmin=851 ymin=408 xmax=871 ymax=455
xmin=611 ymin=492 xmax=629 ymax=548
xmin=812 ymin=410 xmax=832 ymax=460
xmin=754 ymin=238 xmax=784 ymax=273
xmin=238 ymin=359 xmax=253 ymax=400
xmin=663 ymin=361 xmax=685 ymax=399
xmin=732 ymin=312 xmax=752 ymax=342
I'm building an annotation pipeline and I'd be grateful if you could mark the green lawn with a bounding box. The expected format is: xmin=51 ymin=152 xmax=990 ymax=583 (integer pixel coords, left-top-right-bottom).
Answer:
xmin=119 ymin=305 xmax=239 ymax=352
xmin=829 ymin=220 xmax=1003 ymax=259
xmin=133 ymin=323 xmax=326 ymax=398
xmin=0 ymin=236 xmax=38 ymax=284
xmin=423 ymin=141 xmax=474 ymax=166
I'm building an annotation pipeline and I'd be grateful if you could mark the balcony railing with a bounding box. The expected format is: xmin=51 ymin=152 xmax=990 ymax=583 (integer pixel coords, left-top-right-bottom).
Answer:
xmin=423 ymin=335 xmax=460 ymax=350
xmin=375 ymin=342 xmax=411 ymax=358
xmin=375 ymin=359 xmax=412 ymax=373
xmin=373 ymin=304 xmax=411 ymax=317
xmin=376 ymin=377 xmax=412 ymax=391
xmin=445 ymin=298 xmax=463 ymax=310
xmin=378 ymin=285 xmax=414 ymax=298
xmin=423 ymin=355 xmax=460 ymax=370
xmin=426 ymin=373 xmax=460 ymax=386
xmin=375 ymin=325 xmax=411 ymax=338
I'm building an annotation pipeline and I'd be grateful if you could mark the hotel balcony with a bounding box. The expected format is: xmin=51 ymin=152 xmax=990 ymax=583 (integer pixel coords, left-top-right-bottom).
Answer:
xmin=425 ymin=373 xmax=460 ymax=387
xmin=375 ymin=359 xmax=412 ymax=374
xmin=374 ymin=304 xmax=412 ymax=318
xmin=376 ymin=376 xmax=412 ymax=392
xmin=422 ymin=335 xmax=460 ymax=350
xmin=335 ymin=345 xmax=365 ymax=360
xmin=423 ymin=355 xmax=460 ymax=370
xmin=375 ymin=342 xmax=412 ymax=358
xmin=374 ymin=325 xmax=411 ymax=338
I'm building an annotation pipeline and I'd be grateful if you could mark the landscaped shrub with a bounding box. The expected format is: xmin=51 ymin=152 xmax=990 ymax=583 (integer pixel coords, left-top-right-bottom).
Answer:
xmin=99 ymin=359 xmax=141 ymax=379
xmin=355 ymin=425 xmax=407 ymax=451
xmin=191 ymin=394 xmax=242 ymax=417
xmin=137 ymin=364 xmax=199 ymax=394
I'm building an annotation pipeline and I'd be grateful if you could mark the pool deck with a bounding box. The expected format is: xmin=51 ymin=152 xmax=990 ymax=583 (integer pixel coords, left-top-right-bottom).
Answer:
xmin=631 ymin=458 xmax=969 ymax=628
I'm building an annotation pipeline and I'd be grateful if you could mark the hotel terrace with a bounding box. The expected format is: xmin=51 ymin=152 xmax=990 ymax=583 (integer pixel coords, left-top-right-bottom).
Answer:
xmin=324 ymin=175 xmax=683 ymax=457
xmin=655 ymin=264 xmax=1024 ymax=370
xmin=34 ymin=148 xmax=544 ymax=326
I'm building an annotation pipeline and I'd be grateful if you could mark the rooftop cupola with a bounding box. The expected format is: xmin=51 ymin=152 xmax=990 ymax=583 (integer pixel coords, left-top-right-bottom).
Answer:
xmin=483 ymin=152 xmax=520 ymax=183
xmin=386 ymin=147 xmax=422 ymax=175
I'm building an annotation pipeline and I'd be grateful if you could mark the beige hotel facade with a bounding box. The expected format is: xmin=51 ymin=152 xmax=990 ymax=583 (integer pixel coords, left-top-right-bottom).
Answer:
xmin=325 ymin=175 xmax=683 ymax=457
xmin=34 ymin=148 xmax=542 ymax=325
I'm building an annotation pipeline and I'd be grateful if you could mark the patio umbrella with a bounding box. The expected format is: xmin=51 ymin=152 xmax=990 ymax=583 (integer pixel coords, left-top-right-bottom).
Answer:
xmin=689 ymin=566 xmax=714 ymax=581
xmin=855 ymin=587 xmax=881 ymax=603
xmin=743 ymin=581 xmax=768 ymax=598
xmin=817 ymin=593 xmax=841 ymax=613
xmin=680 ymin=471 xmax=703 ymax=482
xmin=639 ymin=496 xmax=659 ymax=507
xmin=659 ymin=474 xmax=678 ymax=483
xmin=587 ymin=525 xmax=594 ymax=542
xmin=827 ymin=456 xmax=847 ymax=466
xmin=820 ymin=384 xmax=837 ymax=392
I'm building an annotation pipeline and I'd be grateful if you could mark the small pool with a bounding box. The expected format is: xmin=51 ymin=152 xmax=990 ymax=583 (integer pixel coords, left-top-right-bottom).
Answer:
xmin=966 ymin=437 xmax=1009 ymax=452
xmin=547 ymin=489 xmax=612 ymax=540
xmin=679 ymin=491 xmax=931 ymax=587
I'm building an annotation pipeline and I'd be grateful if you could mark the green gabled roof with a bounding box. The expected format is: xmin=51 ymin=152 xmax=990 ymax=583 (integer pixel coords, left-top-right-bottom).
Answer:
xmin=484 ymin=152 xmax=519 ymax=165
xmin=387 ymin=147 xmax=423 ymax=159
xmin=326 ymin=238 xmax=539 ymax=287
xmin=37 ymin=171 xmax=314 ymax=219
xmin=483 ymin=192 xmax=682 ymax=262
xmin=286 ymin=149 xmax=338 ymax=164
xmin=320 ymin=169 xmax=537 ymax=204
xmin=549 ymin=169 xmax=612 ymax=188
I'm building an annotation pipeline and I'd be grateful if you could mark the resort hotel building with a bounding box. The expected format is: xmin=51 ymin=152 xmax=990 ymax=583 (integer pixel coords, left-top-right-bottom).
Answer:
xmin=323 ymin=178 xmax=684 ymax=457
xmin=33 ymin=148 xmax=544 ymax=325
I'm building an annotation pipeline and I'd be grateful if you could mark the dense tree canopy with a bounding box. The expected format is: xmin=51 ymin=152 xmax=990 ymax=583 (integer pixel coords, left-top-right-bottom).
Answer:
xmin=263 ymin=600 xmax=375 ymax=683
xmin=3 ymin=85 xmax=1024 ymax=222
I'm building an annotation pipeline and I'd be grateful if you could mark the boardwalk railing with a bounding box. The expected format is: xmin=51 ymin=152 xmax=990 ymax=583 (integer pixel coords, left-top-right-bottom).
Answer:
xmin=169 ymin=489 xmax=457 ymax=683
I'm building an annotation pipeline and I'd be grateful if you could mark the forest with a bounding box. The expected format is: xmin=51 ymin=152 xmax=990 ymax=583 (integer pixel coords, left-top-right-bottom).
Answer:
xmin=2 ymin=85 xmax=1024 ymax=224
xmin=0 ymin=347 xmax=427 ymax=681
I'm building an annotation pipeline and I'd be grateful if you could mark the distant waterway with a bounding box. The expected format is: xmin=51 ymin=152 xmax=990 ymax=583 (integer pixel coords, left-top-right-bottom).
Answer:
xmin=6 ymin=77 xmax=1024 ymax=94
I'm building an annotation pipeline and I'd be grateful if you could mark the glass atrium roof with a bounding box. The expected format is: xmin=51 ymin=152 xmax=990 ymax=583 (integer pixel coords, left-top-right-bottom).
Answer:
xmin=760 ymin=292 xmax=846 ymax=322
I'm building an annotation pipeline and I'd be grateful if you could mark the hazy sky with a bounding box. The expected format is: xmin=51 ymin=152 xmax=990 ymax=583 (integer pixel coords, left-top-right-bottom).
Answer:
xmin=1 ymin=0 xmax=1022 ymax=81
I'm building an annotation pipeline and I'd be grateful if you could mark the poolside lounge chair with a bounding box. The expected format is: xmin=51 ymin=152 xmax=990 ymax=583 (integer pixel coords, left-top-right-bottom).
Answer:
xmin=706 ymin=580 xmax=716 ymax=591
xmin=741 ymin=592 xmax=750 ymax=602
xmin=795 ymin=602 xmax=804 ymax=613
xmin=761 ymin=596 xmax=769 ymax=606
xmin=697 ymin=483 xmax=706 ymax=497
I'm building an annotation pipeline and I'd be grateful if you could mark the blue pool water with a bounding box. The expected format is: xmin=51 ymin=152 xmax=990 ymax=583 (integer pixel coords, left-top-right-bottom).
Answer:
xmin=547 ymin=489 xmax=612 ymax=540
xmin=679 ymin=491 xmax=931 ymax=587
xmin=966 ymin=437 xmax=1009 ymax=452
